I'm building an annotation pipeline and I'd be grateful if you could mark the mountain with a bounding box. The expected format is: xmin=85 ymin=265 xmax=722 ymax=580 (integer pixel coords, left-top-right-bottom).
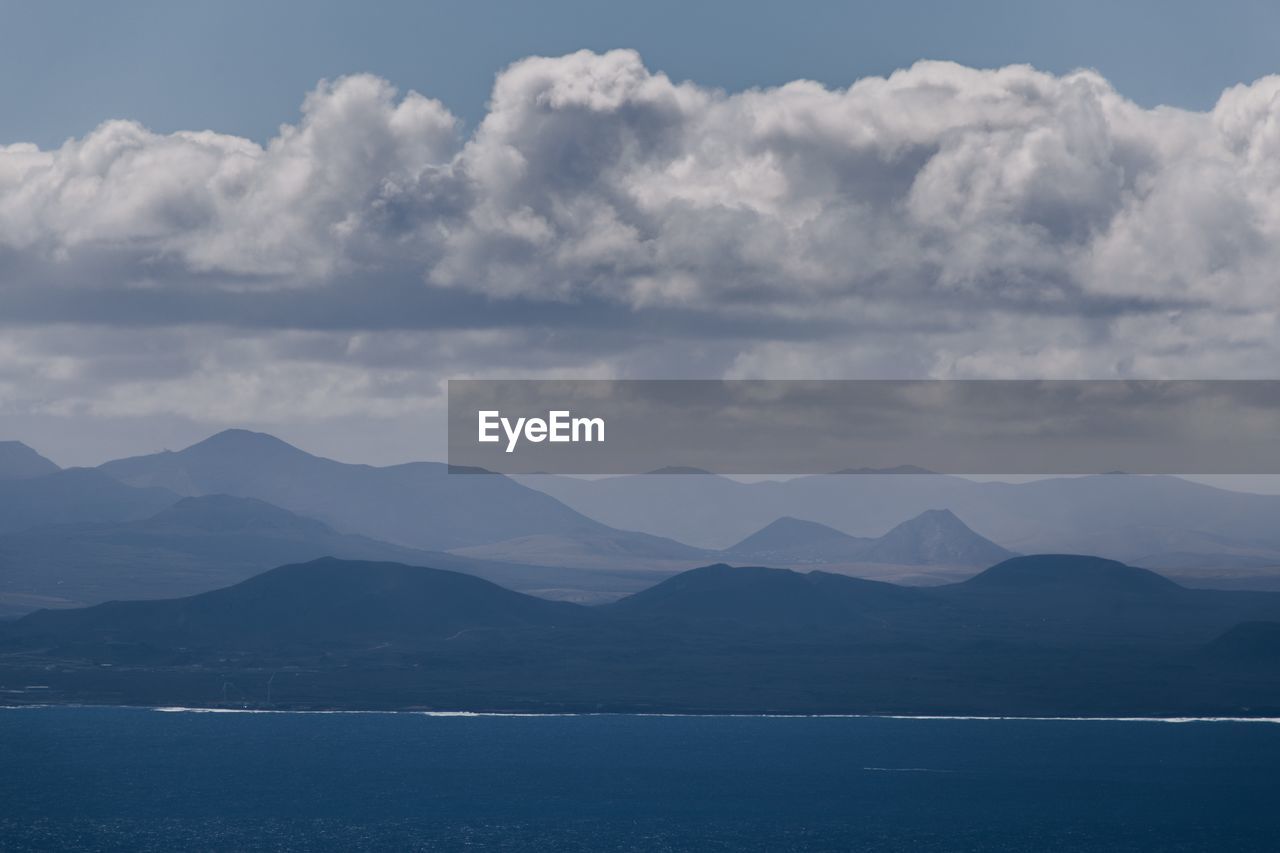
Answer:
xmin=0 ymin=494 xmax=671 ymax=616
xmin=933 ymin=555 xmax=1280 ymax=646
xmin=959 ymin=554 xmax=1179 ymax=595
xmin=0 ymin=441 xmax=59 ymax=480
xmin=515 ymin=471 xmax=1280 ymax=586
xmin=858 ymin=509 xmax=1015 ymax=566
xmin=0 ymin=468 xmax=178 ymax=536
xmin=607 ymin=563 xmax=924 ymax=630
xmin=98 ymin=429 xmax=650 ymax=552
xmin=723 ymin=509 xmax=1012 ymax=569
xmin=725 ymin=517 xmax=872 ymax=563
xmin=8 ymin=558 xmax=590 ymax=655
xmin=8 ymin=555 xmax=1280 ymax=715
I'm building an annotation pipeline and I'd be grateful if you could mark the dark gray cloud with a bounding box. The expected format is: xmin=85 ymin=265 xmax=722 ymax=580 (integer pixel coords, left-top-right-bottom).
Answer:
xmin=1 ymin=51 xmax=1278 ymax=462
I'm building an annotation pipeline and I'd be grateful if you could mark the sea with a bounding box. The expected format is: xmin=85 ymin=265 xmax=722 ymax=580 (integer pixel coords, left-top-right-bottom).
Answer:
xmin=2 ymin=707 xmax=1279 ymax=851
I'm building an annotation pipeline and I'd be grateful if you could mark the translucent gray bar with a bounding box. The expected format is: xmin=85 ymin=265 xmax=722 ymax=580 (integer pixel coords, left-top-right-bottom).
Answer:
xmin=447 ymin=380 xmax=1280 ymax=475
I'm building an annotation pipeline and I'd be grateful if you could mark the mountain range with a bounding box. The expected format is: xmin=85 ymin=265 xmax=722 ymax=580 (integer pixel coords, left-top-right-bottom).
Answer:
xmin=726 ymin=509 xmax=1014 ymax=569
xmin=0 ymin=432 xmax=1033 ymax=618
xmin=98 ymin=429 xmax=622 ymax=552
xmin=3 ymin=428 xmax=1280 ymax=622
xmin=3 ymin=555 xmax=1279 ymax=715
xmin=516 ymin=470 xmax=1280 ymax=586
xmin=0 ymin=493 xmax=673 ymax=617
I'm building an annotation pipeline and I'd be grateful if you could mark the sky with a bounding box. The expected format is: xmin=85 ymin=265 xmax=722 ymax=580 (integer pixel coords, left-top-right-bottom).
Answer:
xmin=2 ymin=1 xmax=1280 ymax=467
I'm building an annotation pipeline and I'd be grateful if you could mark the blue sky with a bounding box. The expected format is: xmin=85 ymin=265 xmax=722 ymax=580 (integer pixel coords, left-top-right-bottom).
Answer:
xmin=4 ymin=0 xmax=1280 ymax=146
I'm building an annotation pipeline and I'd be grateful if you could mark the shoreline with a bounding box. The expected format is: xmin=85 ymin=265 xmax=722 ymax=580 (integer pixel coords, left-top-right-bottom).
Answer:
xmin=4 ymin=703 xmax=1280 ymax=723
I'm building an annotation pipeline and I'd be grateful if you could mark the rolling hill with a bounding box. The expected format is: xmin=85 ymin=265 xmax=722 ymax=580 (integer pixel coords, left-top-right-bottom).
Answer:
xmin=9 ymin=558 xmax=591 ymax=654
xmin=5 ymin=555 xmax=1280 ymax=715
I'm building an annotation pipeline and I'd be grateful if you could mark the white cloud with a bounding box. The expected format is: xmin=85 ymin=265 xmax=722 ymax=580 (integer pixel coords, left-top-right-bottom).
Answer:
xmin=1 ymin=50 xmax=1279 ymax=456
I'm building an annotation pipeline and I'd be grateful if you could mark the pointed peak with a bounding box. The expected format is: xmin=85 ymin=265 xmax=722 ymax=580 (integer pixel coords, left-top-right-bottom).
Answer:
xmin=862 ymin=508 xmax=1014 ymax=566
xmin=884 ymin=508 xmax=967 ymax=532
xmin=728 ymin=516 xmax=858 ymax=554
xmin=913 ymin=508 xmax=962 ymax=523
xmin=761 ymin=516 xmax=837 ymax=531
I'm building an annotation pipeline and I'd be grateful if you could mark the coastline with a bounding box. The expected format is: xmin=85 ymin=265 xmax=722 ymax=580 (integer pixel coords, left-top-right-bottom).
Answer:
xmin=5 ymin=703 xmax=1280 ymax=723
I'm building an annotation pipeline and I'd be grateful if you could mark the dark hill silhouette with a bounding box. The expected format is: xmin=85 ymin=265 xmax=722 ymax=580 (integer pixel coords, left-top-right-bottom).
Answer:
xmin=0 ymin=441 xmax=60 ymax=480
xmin=11 ymin=558 xmax=590 ymax=653
xmin=608 ymin=563 xmax=923 ymax=630
xmin=960 ymin=554 xmax=1179 ymax=594
xmin=933 ymin=554 xmax=1280 ymax=646
xmin=7 ymin=555 xmax=1280 ymax=714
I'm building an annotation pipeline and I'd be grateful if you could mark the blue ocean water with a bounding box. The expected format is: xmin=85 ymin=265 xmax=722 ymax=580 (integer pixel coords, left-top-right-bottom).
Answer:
xmin=2 ymin=708 xmax=1279 ymax=851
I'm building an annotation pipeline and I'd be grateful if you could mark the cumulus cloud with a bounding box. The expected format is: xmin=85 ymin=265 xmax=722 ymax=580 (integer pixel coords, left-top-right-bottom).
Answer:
xmin=1 ymin=50 xmax=1279 ymax=458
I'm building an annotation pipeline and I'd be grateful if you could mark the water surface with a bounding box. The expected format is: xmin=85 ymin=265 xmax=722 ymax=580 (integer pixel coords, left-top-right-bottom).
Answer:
xmin=2 ymin=707 xmax=1278 ymax=851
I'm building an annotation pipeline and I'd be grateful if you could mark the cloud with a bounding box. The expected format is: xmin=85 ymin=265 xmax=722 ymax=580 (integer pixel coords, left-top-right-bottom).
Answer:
xmin=1 ymin=50 xmax=1279 ymax=457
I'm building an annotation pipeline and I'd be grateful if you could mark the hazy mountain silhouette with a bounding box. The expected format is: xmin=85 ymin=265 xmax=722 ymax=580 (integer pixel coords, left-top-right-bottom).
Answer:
xmin=516 ymin=471 xmax=1280 ymax=583
xmin=0 ymin=441 xmax=59 ymax=480
xmin=7 ymin=555 xmax=1280 ymax=714
xmin=98 ymin=430 xmax=652 ymax=552
xmin=0 ymin=468 xmax=178 ymax=536
xmin=724 ymin=509 xmax=1012 ymax=567
xmin=0 ymin=495 xmax=671 ymax=615
xmin=858 ymin=509 xmax=1015 ymax=566
xmin=725 ymin=517 xmax=872 ymax=563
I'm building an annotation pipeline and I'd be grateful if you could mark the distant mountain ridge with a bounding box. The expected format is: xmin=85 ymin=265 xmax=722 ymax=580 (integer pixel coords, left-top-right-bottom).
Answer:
xmin=0 ymin=494 xmax=672 ymax=616
xmin=725 ymin=509 xmax=1014 ymax=567
xmin=515 ymin=470 xmax=1280 ymax=581
xmin=98 ymin=429 xmax=670 ymax=553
